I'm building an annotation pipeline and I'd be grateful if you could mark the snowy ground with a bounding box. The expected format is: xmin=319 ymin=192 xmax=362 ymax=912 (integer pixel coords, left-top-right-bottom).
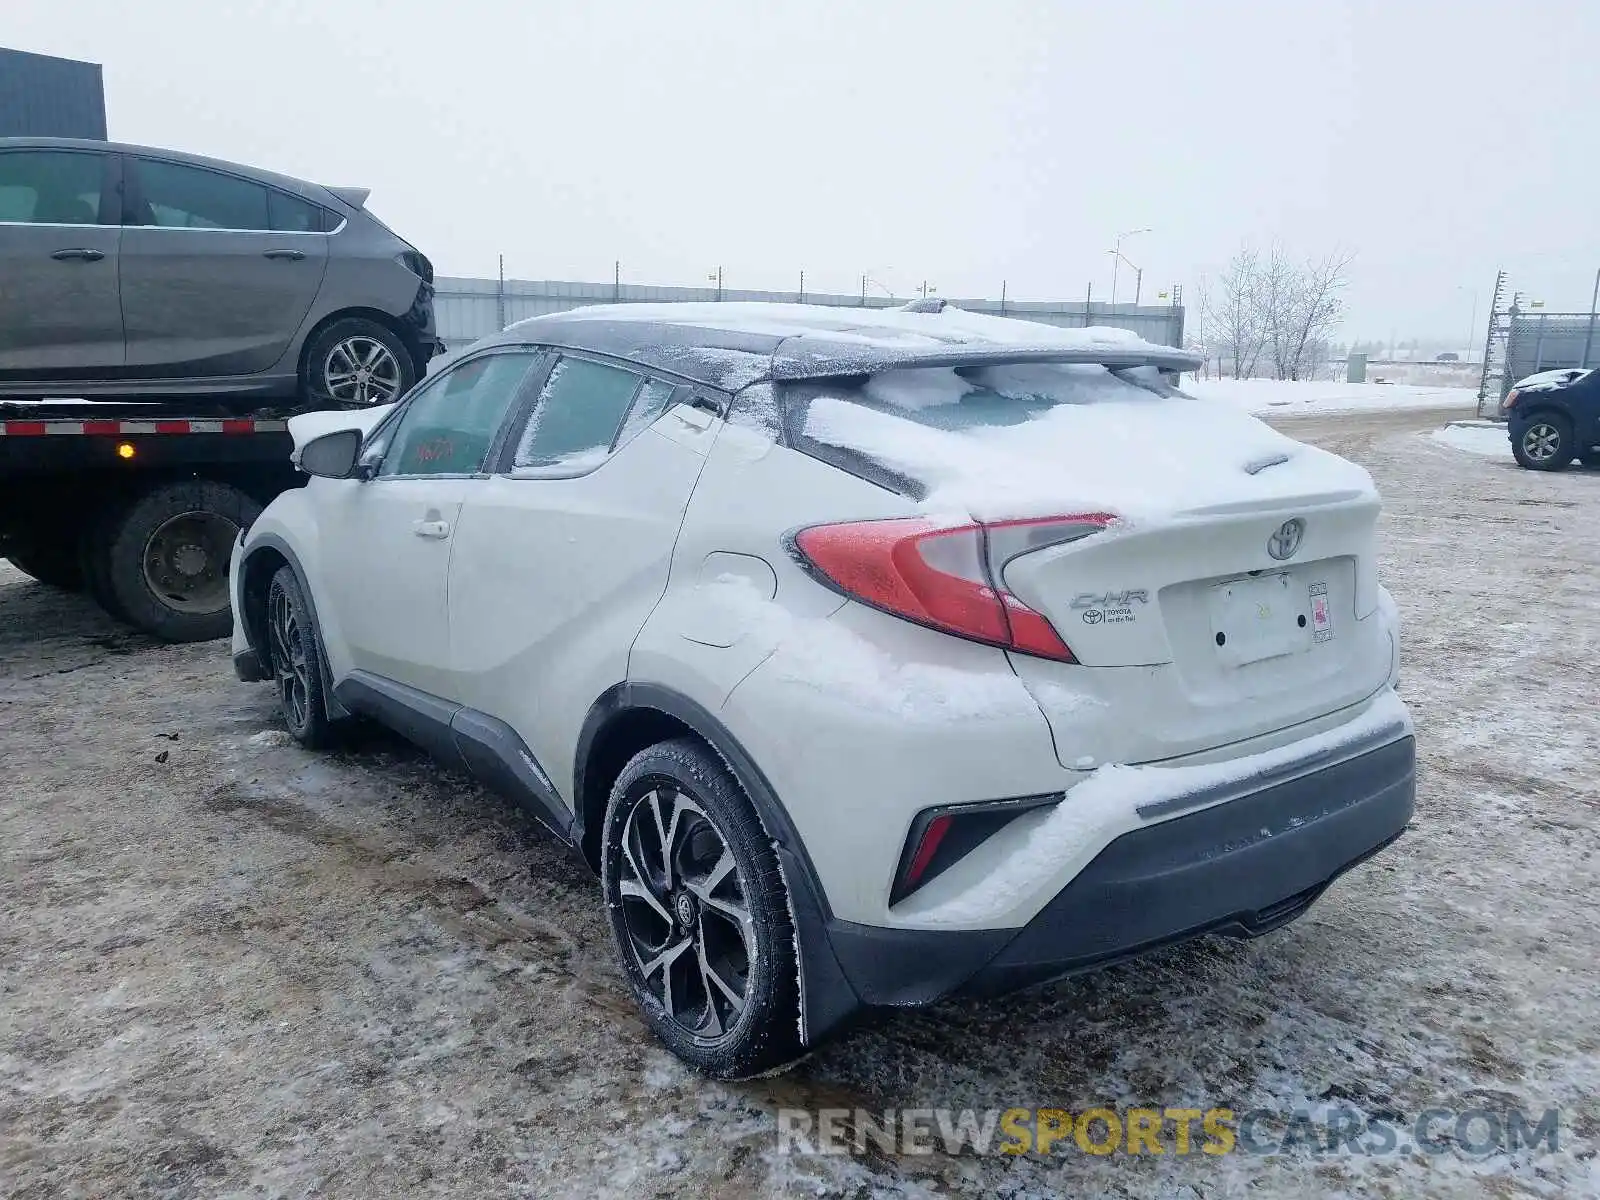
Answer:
xmin=3 ymin=404 xmax=1598 ymax=1198
xmin=1431 ymin=420 xmax=1513 ymax=459
xmin=1186 ymin=377 xmax=1478 ymax=417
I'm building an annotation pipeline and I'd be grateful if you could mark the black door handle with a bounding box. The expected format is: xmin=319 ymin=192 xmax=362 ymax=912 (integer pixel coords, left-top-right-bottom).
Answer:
xmin=50 ymin=248 xmax=105 ymax=262
xmin=263 ymin=248 xmax=306 ymax=261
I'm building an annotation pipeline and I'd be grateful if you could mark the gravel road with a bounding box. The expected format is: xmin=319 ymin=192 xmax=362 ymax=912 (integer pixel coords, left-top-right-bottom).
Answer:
xmin=2 ymin=402 xmax=1596 ymax=1198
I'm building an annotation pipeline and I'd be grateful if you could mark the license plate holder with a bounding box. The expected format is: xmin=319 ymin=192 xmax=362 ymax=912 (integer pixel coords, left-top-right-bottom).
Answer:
xmin=1209 ymin=572 xmax=1304 ymax=667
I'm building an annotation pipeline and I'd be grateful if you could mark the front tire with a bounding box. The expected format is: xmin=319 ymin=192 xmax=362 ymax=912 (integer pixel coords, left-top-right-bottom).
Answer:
xmin=264 ymin=565 xmax=336 ymax=748
xmin=601 ymin=738 xmax=804 ymax=1079
xmin=303 ymin=317 xmax=416 ymax=408
xmin=1512 ymin=415 xmax=1574 ymax=471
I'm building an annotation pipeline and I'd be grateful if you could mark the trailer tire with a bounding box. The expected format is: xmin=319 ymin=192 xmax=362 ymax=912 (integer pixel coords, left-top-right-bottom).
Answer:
xmin=7 ymin=540 xmax=84 ymax=591
xmin=104 ymin=481 xmax=261 ymax=642
xmin=79 ymin=504 xmax=127 ymax=620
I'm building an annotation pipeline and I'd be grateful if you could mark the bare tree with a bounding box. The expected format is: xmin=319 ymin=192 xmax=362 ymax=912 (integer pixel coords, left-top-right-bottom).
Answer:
xmin=1199 ymin=246 xmax=1268 ymax=379
xmin=1261 ymin=245 xmax=1355 ymax=381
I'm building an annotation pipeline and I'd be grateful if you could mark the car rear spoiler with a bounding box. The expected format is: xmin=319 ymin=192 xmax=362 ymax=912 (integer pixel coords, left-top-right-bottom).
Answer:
xmin=326 ymin=186 xmax=370 ymax=210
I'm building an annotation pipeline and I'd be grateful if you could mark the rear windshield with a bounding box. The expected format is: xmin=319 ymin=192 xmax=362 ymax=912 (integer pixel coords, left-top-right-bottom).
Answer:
xmin=781 ymin=362 xmax=1184 ymax=496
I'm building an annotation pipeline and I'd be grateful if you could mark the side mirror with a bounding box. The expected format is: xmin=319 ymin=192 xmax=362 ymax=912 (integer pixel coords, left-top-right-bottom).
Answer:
xmin=298 ymin=428 xmax=363 ymax=479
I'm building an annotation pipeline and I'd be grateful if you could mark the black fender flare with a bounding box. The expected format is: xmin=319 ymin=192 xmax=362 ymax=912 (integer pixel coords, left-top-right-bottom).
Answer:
xmin=237 ymin=532 xmax=351 ymax=721
xmin=575 ymin=682 xmax=863 ymax=1044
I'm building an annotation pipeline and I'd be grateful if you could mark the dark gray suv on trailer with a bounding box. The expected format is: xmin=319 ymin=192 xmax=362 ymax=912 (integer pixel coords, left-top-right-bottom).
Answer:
xmin=0 ymin=137 xmax=440 ymax=406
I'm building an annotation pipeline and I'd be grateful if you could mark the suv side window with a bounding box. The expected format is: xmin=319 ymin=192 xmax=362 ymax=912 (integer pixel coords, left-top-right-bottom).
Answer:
xmin=377 ymin=352 xmax=541 ymax=478
xmin=133 ymin=159 xmax=270 ymax=230
xmin=512 ymin=357 xmax=677 ymax=472
xmin=0 ymin=151 xmax=103 ymax=224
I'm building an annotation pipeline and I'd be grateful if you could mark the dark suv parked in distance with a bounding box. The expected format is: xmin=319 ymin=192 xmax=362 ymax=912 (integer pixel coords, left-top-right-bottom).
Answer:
xmin=1503 ymin=368 xmax=1600 ymax=470
xmin=0 ymin=137 xmax=440 ymax=407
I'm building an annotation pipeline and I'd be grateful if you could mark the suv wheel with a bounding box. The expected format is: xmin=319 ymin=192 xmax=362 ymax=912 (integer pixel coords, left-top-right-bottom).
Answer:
xmin=265 ymin=565 xmax=336 ymax=747
xmin=1512 ymin=415 xmax=1574 ymax=471
xmin=304 ymin=317 xmax=416 ymax=407
xmin=601 ymin=738 xmax=804 ymax=1079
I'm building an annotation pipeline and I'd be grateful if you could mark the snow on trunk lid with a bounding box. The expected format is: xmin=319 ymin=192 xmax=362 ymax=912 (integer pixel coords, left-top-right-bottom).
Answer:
xmin=799 ymin=362 xmax=1396 ymax=765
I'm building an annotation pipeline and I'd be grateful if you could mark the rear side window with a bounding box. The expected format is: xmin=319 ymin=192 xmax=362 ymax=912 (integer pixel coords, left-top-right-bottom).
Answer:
xmin=268 ymin=190 xmax=331 ymax=232
xmin=0 ymin=151 xmax=102 ymax=224
xmin=512 ymin=357 xmax=648 ymax=471
xmin=135 ymin=159 xmax=270 ymax=230
xmin=378 ymin=352 xmax=539 ymax=477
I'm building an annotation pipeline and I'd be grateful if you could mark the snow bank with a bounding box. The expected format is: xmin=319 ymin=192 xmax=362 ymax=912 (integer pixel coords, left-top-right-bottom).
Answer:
xmin=915 ymin=689 xmax=1411 ymax=925
xmin=1429 ymin=422 xmax=1510 ymax=458
xmin=1186 ymin=378 xmax=1477 ymax=416
xmin=803 ymin=366 xmax=1374 ymax=523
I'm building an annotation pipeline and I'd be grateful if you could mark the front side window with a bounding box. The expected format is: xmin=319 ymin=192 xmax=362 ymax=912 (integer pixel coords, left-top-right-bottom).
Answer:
xmin=378 ymin=353 xmax=541 ymax=477
xmin=135 ymin=160 xmax=270 ymax=230
xmin=512 ymin=357 xmax=648 ymax=471
xmin=0 ymin=151 xmax=102 ymax=224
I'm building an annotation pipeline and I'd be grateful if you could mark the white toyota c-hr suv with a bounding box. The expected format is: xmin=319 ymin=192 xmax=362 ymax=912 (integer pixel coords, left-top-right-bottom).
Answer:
xmin=230 ymin=301 xmax=1414 ymax=1078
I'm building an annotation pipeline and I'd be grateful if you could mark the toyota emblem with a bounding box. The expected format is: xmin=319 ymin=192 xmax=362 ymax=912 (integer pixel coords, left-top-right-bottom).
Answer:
xmin=1267 ymin=518 xmax=1305 ymax=561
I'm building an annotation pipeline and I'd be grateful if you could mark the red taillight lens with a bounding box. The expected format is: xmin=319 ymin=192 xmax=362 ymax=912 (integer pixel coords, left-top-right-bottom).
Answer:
xmin=792 ymin=513 xmax=1109 ymax=662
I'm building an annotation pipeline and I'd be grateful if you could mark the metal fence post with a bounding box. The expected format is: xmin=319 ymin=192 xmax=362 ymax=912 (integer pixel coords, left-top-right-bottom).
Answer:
xmin=496 ymin=255 xmax=506 ymax=331
xmin=1582 ymin=268 xmax=1599 ymax=368
xmin=1533 ymin=314 xmax=1547 ymax=372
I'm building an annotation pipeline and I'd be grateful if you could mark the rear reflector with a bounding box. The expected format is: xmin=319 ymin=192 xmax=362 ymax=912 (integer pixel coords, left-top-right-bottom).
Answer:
xmin=791 ymin=513 xmax=1111 ymax=662
xmin=889 ymin=793 xmax=1064 ymax=904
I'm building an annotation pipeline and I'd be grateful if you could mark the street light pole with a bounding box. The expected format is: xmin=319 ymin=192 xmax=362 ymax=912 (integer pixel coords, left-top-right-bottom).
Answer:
xmin=1110 ymin=227 xmax=1150 ymax=305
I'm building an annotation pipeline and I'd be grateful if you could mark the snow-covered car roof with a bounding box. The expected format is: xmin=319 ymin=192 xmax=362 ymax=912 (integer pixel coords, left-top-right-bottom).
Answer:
xmin=484 ymin=302 xmax=1202 ymax=392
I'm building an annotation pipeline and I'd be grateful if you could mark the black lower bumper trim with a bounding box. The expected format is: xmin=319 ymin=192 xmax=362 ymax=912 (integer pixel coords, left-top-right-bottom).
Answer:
xmin=825 ymin=734 xmax=1416 ymax=1006
xmin=232 ymin=646 xmax=268 ymax=683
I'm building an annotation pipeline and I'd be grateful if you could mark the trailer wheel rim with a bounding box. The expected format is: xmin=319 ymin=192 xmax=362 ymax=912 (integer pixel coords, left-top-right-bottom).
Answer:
xmin=140 ymin=511 xmax=237 ymax=615
xmin=323 ymin=336 xmax=403 ymax=405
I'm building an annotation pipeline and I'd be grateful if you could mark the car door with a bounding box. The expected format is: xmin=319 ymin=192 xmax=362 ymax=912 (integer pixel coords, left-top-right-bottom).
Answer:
xmin=315 ymin=349 xmax=544 ymax=698
xmin=446 ymin=352 xmax=723 ymax=809
xmin=119 ymin=155 xmax=329 ymax=378
xmin=0 ymin=146 xmax=123 ymax=375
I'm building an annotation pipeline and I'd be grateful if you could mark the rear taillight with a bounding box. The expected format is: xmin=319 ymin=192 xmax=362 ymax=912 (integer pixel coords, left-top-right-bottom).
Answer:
xmin=791 ymin=513 xmax=1111 ymax=662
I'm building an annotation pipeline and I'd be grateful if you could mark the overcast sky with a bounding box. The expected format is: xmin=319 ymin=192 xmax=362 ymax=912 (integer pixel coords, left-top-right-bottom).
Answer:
xmin=12 ymin=0 xmax=1600 ymax=344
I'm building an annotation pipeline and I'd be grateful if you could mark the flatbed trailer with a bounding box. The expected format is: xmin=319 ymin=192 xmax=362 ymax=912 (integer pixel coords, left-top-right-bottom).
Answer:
xmin=0 ymin=397 xmax=313 ymax=641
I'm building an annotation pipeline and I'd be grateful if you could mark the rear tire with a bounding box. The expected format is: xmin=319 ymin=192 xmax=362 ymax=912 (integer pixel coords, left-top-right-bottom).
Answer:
xmin=104 ymin=481 xmax=261 ymax=642
xmin=601 ymin=737 xmax=805 ymax=1080
xmin=79 ymin=503 xmax=127 ymax=620
xmin=6 ymin=538 xmax=84 ymax=591
xmin=264 ymin=565 xmax=336 ymax=748
xmin=303 ymin=317 xmax=417 ymax=408
xmin=1512 ymin=415 xmax=1575 ymax=471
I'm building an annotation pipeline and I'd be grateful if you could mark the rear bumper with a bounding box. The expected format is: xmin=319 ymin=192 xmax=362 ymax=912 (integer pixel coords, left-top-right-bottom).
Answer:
xmin=818 ymin=733 xmax=1415 ymax=1008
